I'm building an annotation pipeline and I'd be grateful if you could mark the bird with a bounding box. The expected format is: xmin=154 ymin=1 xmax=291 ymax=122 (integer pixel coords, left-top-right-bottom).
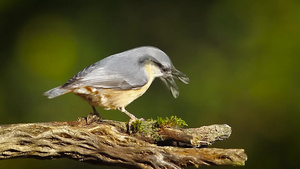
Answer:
xmin=44 ymin=46 xmax=189 ymax=124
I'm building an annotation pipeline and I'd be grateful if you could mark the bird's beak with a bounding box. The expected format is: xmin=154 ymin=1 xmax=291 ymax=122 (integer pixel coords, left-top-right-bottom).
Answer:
xmin=160 ymin=76 xmax=179 ymax=98
xmin=160 ymin=67 xmax=189 ymax=98
xmin=171 ymin=67 xmax=189 ymax=84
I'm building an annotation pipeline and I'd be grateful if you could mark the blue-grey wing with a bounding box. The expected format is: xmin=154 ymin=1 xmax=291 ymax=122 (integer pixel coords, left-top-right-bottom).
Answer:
xmin=62 ymin=54 xmax=149 ymax=90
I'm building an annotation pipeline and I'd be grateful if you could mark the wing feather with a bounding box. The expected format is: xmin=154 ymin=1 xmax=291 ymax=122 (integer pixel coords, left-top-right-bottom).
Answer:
xmin=62 ymin=51 xmax=149 ymax=90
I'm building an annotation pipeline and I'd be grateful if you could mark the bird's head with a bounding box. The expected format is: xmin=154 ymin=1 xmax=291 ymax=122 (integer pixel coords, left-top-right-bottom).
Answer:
xmin=140 ymin=46 xmax=189 ymax=98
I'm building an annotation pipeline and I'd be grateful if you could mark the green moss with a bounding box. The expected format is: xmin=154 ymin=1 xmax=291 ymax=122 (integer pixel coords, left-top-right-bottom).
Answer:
xmin=130 ymin=119 xmax=144 ymax=133
xmin=128 ymin=116 xmax=188 ymax=142
xmin=155 ymin=116 xmax=188 ymax=128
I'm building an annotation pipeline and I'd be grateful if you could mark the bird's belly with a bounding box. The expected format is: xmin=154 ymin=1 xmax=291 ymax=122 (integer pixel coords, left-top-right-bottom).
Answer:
xmin=73 ymin=81 xmax=152 ymax=110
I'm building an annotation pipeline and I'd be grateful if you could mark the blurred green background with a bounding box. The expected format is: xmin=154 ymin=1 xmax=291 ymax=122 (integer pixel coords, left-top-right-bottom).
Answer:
xmin=1 ymin=0 xmax=300 ymax=168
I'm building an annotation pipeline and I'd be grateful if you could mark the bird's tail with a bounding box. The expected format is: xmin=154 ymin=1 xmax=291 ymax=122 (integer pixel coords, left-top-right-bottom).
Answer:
xmin=44 ymin=86 xmax=71 ymax=99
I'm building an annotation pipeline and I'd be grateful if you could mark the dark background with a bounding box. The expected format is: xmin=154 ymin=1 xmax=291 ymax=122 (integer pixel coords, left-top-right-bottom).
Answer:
xmin=1 ymin=0 xmax=300 ymax=168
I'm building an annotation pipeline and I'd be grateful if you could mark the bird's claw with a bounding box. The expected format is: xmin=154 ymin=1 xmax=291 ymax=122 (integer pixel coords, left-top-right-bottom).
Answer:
xmin=86 ymin=113 xmax=102 ymax=125
xmin=127 ymin=117 xmax=144 ymax=134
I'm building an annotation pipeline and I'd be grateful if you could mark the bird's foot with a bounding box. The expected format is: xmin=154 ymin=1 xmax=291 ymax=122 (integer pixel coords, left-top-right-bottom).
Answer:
xmin=117 ymin=107 xmax=144 ymax=133
xmin=77 ymin=113 xmax=101 ymax=126
xmin=85 ymin=106 xmax=104 ymax=124
xmin=127 ymin=117 xmax=144 ymax=134
xmin=91 ymin=106 xmax=102 ymax=118
xmin=86 ymin=113 xmax=102 ymax=125
xmin=86 ymin=107 xmax=103 ymax=125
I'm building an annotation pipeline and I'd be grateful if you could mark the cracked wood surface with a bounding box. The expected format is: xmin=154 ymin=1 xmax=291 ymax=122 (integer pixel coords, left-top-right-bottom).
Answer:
xmin=0 ymin=115 xmax=247 ymax=168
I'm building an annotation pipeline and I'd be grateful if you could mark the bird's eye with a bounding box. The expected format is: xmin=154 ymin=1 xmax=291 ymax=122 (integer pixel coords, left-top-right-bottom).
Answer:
xmin=162 ymin=66 xmax=168 ymax=72
xmin=151 ymin=60 xmax=169 ymax=73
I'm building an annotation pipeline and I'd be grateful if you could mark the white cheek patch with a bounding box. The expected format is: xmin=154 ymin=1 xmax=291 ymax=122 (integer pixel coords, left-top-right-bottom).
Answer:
xmin=146 ymin=61 xmax=163 ymax=77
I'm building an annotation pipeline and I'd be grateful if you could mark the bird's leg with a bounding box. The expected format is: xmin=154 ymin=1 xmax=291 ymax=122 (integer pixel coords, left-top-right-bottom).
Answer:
xmin=118 ymin=107 xmax=138 ymax=121
xmin=118 ymin=107 xmax=143 ymax=133
xmin=91 ymin=106 xmax=101 ymax=118
xmin=86 ymin=106 xmax=102 ymax=125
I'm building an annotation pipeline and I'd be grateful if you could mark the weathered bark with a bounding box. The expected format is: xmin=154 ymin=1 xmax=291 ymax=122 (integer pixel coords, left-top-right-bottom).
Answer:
xmin=0 ymin=115 xmax=247 ymax=168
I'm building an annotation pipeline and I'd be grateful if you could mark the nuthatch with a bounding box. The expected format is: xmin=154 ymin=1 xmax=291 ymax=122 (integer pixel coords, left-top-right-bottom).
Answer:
xmin=44 ymin=46 xmax=189 ymax=123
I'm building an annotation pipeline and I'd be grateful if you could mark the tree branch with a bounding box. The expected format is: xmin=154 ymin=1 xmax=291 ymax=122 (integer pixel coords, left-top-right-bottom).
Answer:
xmin=0 ymin=114 xmax=247 ymax=168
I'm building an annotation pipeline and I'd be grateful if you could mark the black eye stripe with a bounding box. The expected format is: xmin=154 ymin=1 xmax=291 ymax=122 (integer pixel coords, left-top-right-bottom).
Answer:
xmin=146 ymin=58 xmax=169 ymax=72
xmin=154 ymin=61 xmax=168 ymax=72
xmin=151 ymin=60 xmax=163 ymax=68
